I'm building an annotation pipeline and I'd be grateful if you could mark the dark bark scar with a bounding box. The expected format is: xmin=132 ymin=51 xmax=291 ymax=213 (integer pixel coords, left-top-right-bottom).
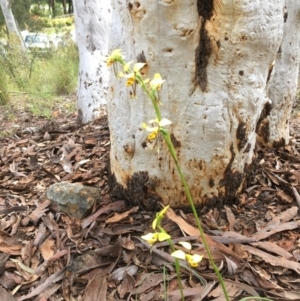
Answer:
xmin=219 ymin=144 xmax=243 ymax=200
xmin=193 ymin=0 xmax=219 ymax=93
xmin=110 ymin=171 xmax=161 ymax=211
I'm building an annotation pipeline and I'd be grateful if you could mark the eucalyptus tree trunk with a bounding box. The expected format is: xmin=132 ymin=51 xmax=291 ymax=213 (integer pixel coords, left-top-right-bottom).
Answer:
xmin=107 ymin=0 xmax=285 ymax=209
xmin=0 ymin=0 xmax=25 ymax=49
xmin=257 ymin=2 xmax=300 ymax=148
xmin=73 ymin=0 xmax=111 ymax=124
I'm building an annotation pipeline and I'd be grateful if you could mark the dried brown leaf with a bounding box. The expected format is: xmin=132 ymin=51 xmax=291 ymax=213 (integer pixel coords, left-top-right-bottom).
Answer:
xmin=243 ymin=245 xmax=300 ymax=275
xmin=250 ymin=241 xmax=293 ymax=259
xmin=81 ymin=201 xmax=126 ymax=229
xmin=135 ymin=273 xmax=176 ymax=294
xmin=83 ymin=270 xmax=107 ymax=301
xmin=224 ymin=206 xmax=236 ymax=231
xmin=166 ymin=207 xmax=242 ymax=261
xmin=251 ymin=220 xmax=300 ymax=241
xmin=276 ymin=190 xmax=294 ymax=204
xmin=9 ymin=161 xmax=27 ymax=178
xmin=40 ymin=238 xmax=55 ymax=260
xmin=22 ymin=200 xmax=51 ymax=226
xmin=117 ymin=271 xmax=135 ymax=298
xmin=17 ymin=269 xmax=65 ymax=301
xmin=105 ymin=207 xmax=139 ymax=224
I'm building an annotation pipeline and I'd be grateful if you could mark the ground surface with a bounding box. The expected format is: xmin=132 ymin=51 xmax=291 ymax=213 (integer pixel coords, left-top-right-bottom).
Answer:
xmin=1 ymin=109 xmax=300 ymax=301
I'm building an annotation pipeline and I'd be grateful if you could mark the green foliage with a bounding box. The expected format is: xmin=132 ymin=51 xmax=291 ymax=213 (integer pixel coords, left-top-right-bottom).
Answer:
xmin=65 ymin=17 xmax=74 ymax=26
xmin=23 ymin=95 xmax=54 ymax=118
xmin=0 ymin=1 xmax=73 ymax=32
xmin=34 ymin=17 xmax=53 ymax=28
xmin=0 ymin=36 xmax=78 ymax=117
xmin=30 ymin=40 xmax=78 ymax=96
xmin=0 ymin=34 xmax=32 ymax=90
xmin=30 ymin=5 xmax=46 ymax=18
xmin=49 ymin=43 xmax=78 ymax=95
xmin=52 ymin=18 xmax=66 ymax=29
xmin=0 ymin=68 xmax=9 ymax=105
xmin=0 ymin=0 xmax=32 ymax=31
xmin=28 ymin=16 xmax=46 ymax=33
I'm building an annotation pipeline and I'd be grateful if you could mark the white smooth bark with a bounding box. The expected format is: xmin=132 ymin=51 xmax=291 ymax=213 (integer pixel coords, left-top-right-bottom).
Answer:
xmin=0 ymin=0 xmax=25 ymax=49
xmin=73 ymin=0 xmax=111 ymax=124
xmin=259 ymin=2 xmax=300 ymax=147
xmin=108 ymin=1 xmax=284 ymax=207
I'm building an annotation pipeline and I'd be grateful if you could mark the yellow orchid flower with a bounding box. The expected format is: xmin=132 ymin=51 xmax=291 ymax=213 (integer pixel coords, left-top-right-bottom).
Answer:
xmin=150 ymin=73 xmax=164 ymax=90
xmin=141 ymin=233 xmax=159 ymax=244
xmin=147 ymin=130 xmax=159 ymax=140
xmin=133 ymin=63 xmax=146 ymax=72
xmin=157 ymin=232 xmax=171 ymax=242
xmin=142 ymin=118 xmax=172 ymax=141
xmin=178 ymin=241 xmax=192 ymax=250
xmin=171 ymin=250 xmax=186 ymax=260
xmin=124 ymin=61 xmax=133 ymax=72
xmin=141 ymin=232 xmax=170 ymax=244
xmin=186 ymin=254 xmax=203 ymax=267
xmin=147 ymin=118 xmax=172 ymax=127
xmin=152 ymin=205 xmax=170 ymax=230
xmin=171 ymin=250 xmax=203 ymax=267
xmin=142 ymin=123 xmax=158 ymax=140
xmin=107 ymin=49 xmax=123 ymax=67
xmin=119 ymin=63 xmax=145 ymax=87
xmin=125 ymin=73 xmax=135 ymax=86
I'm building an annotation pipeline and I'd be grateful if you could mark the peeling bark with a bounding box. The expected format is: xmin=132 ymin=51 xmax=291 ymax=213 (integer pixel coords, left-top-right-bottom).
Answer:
xmin=108 ymin=1 xmax=285 ymax=207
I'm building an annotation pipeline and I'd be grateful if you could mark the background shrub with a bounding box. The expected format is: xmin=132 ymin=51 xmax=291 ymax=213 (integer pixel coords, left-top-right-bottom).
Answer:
xmin=0 ymin=68 xmax=9 ymax=105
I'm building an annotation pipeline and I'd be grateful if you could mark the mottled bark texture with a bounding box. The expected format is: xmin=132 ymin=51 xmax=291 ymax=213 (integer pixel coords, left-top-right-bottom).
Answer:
xmin=107 ymin=1 xmax=285 ymax=208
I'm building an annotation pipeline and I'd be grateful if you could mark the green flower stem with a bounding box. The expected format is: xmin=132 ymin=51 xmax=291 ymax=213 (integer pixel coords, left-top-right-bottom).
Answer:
xmin=136 ymin=75 xmax=161 ymax=120
xmin=174 ymin=258 xmax=185 ymax=301
xmin=161 ymin=130 xmax=230 ymax=301
xmin=115 ymin=59 xmax=162 ymax=120
xmin=158 ymin=225 xmax=185 ymax=301
xmin=112 ymin=57 xmax=229 ymax=301
xmin=140 ymin=76 xmax=229 ymax=301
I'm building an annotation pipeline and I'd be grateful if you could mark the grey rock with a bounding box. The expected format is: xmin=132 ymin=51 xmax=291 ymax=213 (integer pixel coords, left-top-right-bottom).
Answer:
xmin=67 ymin=250 xmax=111 ymax=275
xmin=47 ymin=182 xmax=100 ymax=219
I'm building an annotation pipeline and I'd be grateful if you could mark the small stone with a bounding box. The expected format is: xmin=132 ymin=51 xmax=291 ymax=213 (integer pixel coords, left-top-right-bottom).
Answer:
xmin=47 ymin=182 xmax=100 ymax=219
xmin=66 ymin=250 xmax=110 ymax=275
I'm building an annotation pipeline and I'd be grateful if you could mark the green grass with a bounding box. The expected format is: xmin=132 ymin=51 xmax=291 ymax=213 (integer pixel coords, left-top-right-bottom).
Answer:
xmin=0 ymin=68 xmax=9 ymax=105
xmin=0 ymin=35 xmax=78 ymax=118
xmin=44 ymin=24 xmax=75 ymax=35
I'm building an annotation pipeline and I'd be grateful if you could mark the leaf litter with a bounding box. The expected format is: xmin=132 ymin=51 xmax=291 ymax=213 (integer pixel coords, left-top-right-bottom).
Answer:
xmin=0 ymin=111 xmax=300 ymax=300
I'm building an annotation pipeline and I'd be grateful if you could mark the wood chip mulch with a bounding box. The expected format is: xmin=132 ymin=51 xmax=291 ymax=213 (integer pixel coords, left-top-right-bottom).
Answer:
xmin=1 ymin=111 xmax=300 ymax=301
